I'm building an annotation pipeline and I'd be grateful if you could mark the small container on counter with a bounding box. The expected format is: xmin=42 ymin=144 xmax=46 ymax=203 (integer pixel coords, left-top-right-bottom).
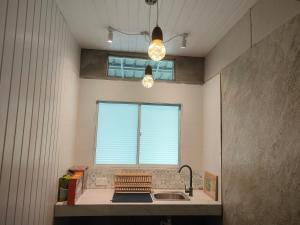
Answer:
xmin=57 ymin=166 xmax=88 ymax=205
xmin=67 ymin=172 xmax=84 ymax=205
xmin=57 ymin=174 xmax=71 ymax=202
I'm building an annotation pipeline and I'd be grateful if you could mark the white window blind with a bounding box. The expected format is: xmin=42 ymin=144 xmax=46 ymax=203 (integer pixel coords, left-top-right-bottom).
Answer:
xmin=95 ymin=102 xmax=180 ymax=165
xmin=139 ymin=105 xmax=179 ymax=165
xmin=95 ymin=103 xmax=138 ymax=164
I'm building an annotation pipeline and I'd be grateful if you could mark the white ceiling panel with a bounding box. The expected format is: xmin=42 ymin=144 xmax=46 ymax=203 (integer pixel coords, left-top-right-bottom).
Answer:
xmin=56 ymin=0 xmax=258 ymax=56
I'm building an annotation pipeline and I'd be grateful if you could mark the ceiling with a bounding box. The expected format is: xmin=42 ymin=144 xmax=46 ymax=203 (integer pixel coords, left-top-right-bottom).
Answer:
xmin=57 ymin=0 xmax=257 ymax=57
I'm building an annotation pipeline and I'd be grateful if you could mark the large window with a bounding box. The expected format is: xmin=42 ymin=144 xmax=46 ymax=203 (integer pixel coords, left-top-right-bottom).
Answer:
xmin=107 ymin=56 xmax=174 ymax=80
xmin=95 ymin=102 xmax=180 ymax=165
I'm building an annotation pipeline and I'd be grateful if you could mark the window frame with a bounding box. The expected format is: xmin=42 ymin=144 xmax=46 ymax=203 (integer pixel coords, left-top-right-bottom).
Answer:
xmin=94 ymin=100 xmax=181 ymax=168
xmin=106 ymin=55 xmax=176 ymax=81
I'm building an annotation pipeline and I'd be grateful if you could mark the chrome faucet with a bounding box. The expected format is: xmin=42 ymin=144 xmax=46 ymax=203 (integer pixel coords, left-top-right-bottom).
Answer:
xmin=178 ymin=164 xmax=193 ymax=197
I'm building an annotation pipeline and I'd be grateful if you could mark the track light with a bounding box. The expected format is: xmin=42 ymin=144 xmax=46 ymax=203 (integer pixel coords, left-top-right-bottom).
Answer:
xmin=107 ymin=27 xmax=113 ymax=43
xmin=181 ymin=33 xmax=188 ymax=49
xmin=142 ymin=65 xmax=154 ymax=88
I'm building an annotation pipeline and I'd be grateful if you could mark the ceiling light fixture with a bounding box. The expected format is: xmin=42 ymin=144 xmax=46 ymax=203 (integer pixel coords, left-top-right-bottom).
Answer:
xmin=181 ymin=33 xmax=188 ymax=48
xmin=148 ymin=0 xmax=166 ymax=61
xmin=106 ymin=0 xmax=189 ymax=64
xmin=106 ymin=0 xmax=189 ymax=54
xmin=107 ymin=27 xmax=113 ymax=43
xmin=142 ymin=65 xmax=154 ymax=88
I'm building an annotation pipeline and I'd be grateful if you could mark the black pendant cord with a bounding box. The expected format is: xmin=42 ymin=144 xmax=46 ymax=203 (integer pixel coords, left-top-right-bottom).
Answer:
xmin=250 ymin=7 xmax=253 ymax=48
xmin=156 ymin=0 xmax=159 ymax=26
xmin=149 ymin=5 xmax=151 ymax=44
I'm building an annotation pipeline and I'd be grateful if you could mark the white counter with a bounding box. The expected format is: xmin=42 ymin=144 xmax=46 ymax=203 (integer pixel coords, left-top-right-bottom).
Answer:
xmin=54 ymin=189 xmax=222 ymax=217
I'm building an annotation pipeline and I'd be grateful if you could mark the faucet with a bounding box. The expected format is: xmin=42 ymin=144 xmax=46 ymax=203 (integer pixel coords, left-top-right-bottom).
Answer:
xmin=178 ymin=164 xmax=193 ymax=196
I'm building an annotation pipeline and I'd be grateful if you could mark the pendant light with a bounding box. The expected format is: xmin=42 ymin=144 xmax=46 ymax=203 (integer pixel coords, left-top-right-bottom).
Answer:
xmin=148 ymin=0 xmax=166 ymax=61
xmin=142 ymin=65 xmax=154 ymax=88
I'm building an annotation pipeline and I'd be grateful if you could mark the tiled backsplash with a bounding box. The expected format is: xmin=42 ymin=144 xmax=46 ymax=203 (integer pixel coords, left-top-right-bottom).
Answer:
xmin=87 ymin=167 xmax=203 ymax=190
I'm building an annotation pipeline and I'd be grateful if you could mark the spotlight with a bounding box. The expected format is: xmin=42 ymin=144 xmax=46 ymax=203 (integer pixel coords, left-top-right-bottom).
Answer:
xmin=181 ymin=33 xmax=188 ymax=49
xmin=107 ymin=27 xmax=113 ymax=43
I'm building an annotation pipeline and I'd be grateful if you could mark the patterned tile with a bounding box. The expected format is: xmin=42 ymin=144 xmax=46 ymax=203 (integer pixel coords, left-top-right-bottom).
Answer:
xmin=87 ymin=167 xmax=203 ymax=190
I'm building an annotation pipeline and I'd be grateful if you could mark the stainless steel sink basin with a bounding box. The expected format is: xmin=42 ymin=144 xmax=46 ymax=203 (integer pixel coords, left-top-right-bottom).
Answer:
xmin=153 ymin=192 xmax=190 ymax=201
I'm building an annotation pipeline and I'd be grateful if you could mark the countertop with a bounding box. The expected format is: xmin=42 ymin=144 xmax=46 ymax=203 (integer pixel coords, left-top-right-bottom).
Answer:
xmin=54 ymin=189 xmax=222 ymax=217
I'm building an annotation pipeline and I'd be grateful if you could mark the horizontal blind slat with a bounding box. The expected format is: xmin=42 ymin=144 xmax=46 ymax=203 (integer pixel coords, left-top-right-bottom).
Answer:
xmin=95 ymin=103 xmax=138 ymax=164
xmin=139 ymin=105 xmax=179 ymax=165
xmin=95 ymin=102 xmax=179 ymax=165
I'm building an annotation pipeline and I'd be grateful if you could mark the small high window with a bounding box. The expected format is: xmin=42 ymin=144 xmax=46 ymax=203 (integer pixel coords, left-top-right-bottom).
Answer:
xmin=107 ymin=56 xmax=174 ymax=80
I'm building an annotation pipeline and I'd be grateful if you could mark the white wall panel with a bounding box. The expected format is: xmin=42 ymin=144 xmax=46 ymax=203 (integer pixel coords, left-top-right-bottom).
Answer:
xmin=0 ymin=0 xmax=8 ymax=84
xmin=6 ymin=0 xmax=35 ymax=224
xmin=45 ymin=12 xmax=64 ymax=225
xmin=0 ymin=0 xmax=80 ymax=224
xmin=14 ymin=0 xmax=43 ymax=224
xmin=33 ymin=1 xmax=55 ymax=224
xmin=0 ymin=0 xmax=28 ymax=224
xmin=41 ymin=8 xmax=60 ymax=225
xmin=0 ymin=0 xmax=19 ymax=183
xmin=22 ymin=0 xmax=48 ymax=223
xmin=28 ymin=0 xmax=52 ymax=224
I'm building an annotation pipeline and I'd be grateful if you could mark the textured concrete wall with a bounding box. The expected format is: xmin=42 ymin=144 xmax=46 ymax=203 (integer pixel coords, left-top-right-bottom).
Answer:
xmin=221 ymin=14 xmax=300 ymax=225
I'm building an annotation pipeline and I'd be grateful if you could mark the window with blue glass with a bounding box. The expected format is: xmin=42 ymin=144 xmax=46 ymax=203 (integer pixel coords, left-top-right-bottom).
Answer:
xmin=107 ymin=56 xmax=174 ymax=80
xmin=95 ymin=102 xmax=180 ymax=165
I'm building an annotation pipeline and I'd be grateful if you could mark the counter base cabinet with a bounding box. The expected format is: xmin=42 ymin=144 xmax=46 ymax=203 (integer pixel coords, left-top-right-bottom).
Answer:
xmin=54 ymin=216 xmax=222 ymax=225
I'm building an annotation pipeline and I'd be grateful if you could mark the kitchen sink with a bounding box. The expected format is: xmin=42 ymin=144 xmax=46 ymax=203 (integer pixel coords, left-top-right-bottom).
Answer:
xmin=153 ymin=192 xmax=190 ymax=201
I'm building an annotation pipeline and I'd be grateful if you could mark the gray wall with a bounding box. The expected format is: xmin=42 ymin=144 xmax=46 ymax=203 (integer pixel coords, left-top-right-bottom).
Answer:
xmin=221 ymin=14 xmax=300 ymax=225
xmin=0 ymin=0 xmax=80 ymax=225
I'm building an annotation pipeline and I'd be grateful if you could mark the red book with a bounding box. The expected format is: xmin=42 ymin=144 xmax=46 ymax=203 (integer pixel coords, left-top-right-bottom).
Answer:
xmin=69 ymin=166 xmax=88 ymax=190
xmin=67 ymin=172 xmax=83 ymax=205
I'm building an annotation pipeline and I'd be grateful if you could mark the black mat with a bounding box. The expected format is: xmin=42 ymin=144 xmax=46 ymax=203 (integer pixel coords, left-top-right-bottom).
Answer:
xmin=112 ymin=193 xmax=153 ymax=203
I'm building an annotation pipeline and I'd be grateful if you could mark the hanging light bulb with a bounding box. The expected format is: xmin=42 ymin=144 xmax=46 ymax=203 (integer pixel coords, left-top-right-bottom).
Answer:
xmin=148 ymin=0 xmax=166 ymax=61
xmin=148 ymin=26 xmax=166 ymax=61
xmin=142 ymin=65 xmax=154 ymax=88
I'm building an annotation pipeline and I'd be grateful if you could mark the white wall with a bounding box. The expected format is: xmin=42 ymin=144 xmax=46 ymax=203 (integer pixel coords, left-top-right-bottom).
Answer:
xmin=0 ymin=0 xmax=80 ymax=224
xmin=202 ymin=74 xmax=221 ymax=200
xmin=74 ymin=79 xmax=203 ymax=171
xmin=205 ymin=12 xmax=251 ymax=81
xmin=205 ymin=0 xmax=300 ymax=80
xmin=57 ymin=29 xmax=80 ymax=177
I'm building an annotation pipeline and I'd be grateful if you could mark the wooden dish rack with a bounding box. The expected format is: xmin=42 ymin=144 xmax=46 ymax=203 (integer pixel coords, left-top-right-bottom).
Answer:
xmin=114 ymin=173 xmax=152 ymax=193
